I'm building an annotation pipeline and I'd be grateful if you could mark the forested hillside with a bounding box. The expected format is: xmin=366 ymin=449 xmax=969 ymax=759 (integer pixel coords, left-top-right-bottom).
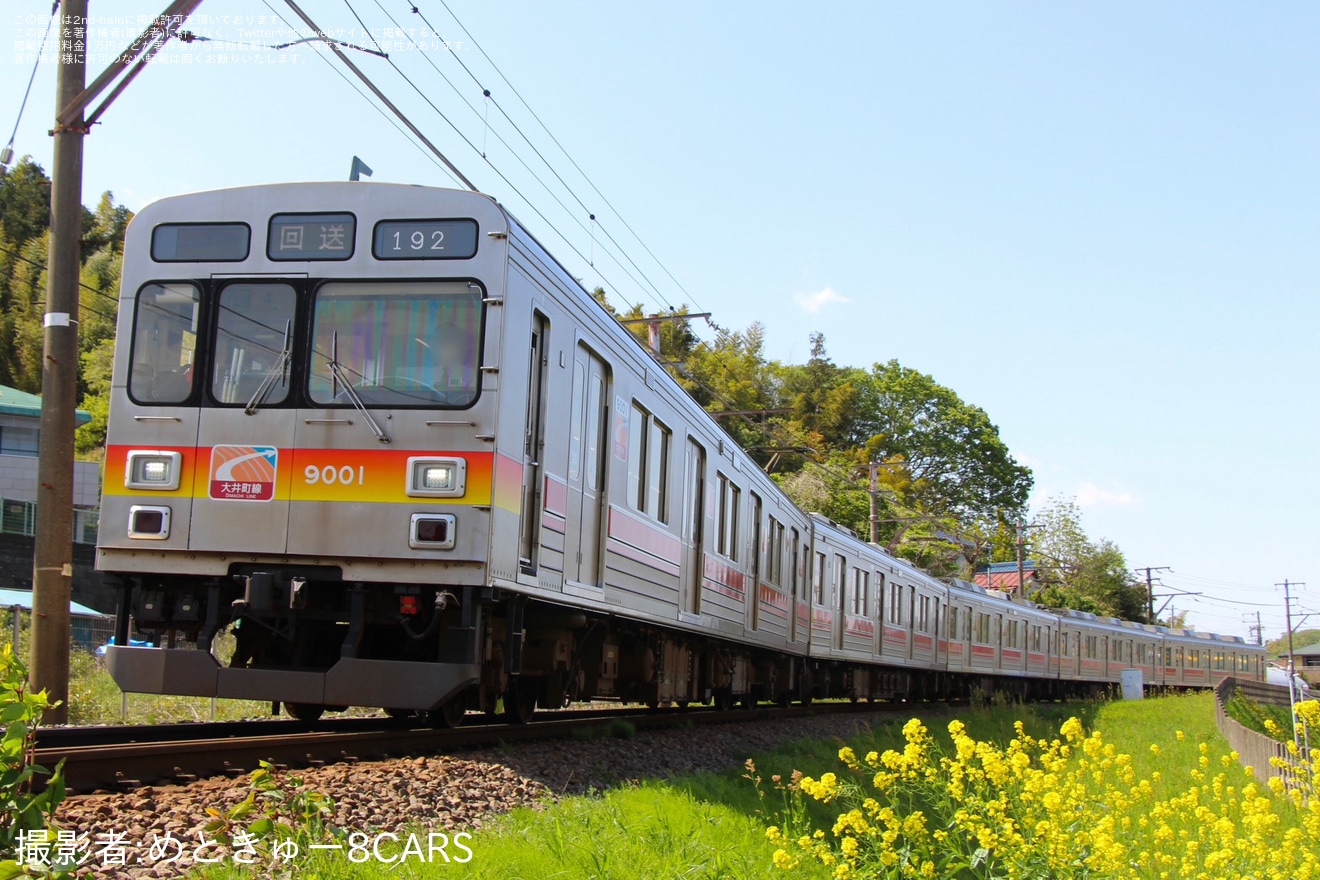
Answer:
xmin=0 ymin=157 xmax=130 ymax=456
xmin=0 ymin=161 xmax=1150 ymax=620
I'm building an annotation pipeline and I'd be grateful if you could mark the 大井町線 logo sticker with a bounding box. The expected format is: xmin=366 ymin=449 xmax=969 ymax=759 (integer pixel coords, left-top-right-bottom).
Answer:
xmin=208 ymin=445 xmax=278 ymax=501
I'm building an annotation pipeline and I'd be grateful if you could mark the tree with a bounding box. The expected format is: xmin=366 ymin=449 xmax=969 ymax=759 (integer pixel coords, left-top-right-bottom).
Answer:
xmin=852 ymin=359 xmax=1032 ymax=523
xmin=0 ymin=157 xmax=51 ymax=247
xmin=1266 ymin=629 xmax=1320 ymax=657
xmin=1030 ymin=496 xmax=1149 ymax=622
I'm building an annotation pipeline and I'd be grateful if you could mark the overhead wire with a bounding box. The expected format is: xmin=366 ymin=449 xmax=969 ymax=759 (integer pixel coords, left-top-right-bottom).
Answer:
xmin=254 ymin=0 xmax=465 ymax=189
xmin=347 ymin=0 xmax=659 ymax=309
xmin=4 ymin=0 xmax=60 ymax=166
xmin=417 ymin=0 xmax=700 ymax=314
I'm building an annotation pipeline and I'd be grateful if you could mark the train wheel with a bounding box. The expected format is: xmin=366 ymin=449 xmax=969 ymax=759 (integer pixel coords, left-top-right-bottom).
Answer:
xmin=285 ymin=702 xmax=325 ymax=722
xmin=426 ymin=697 xmax=466 ymax=729
xmin=504 ymin=682 xmax=537 ymax=725
xmin=713 ymin=689 xmax=734 ymax=712
xmin=799 ymin=693 xmax=814 ymax=707
xmin=676 ymin=700 xmax=690 ymax=711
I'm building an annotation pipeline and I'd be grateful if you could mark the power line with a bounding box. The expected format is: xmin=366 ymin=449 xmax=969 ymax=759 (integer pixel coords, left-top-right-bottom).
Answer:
xmin=251 ymin=0 xmax=464 ymax=188
xmin=419 ymin=0 xmax=702 ymax=316
xmin=341 ymin=0 xmax=658 ymax=311
xmin=3 ymin=0 xmax=60 ymax=169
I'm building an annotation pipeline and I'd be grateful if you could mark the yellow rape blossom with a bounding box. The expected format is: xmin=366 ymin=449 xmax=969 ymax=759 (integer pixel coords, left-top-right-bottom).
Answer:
xmin=757 ymin=707 xmax=1320 ymax=880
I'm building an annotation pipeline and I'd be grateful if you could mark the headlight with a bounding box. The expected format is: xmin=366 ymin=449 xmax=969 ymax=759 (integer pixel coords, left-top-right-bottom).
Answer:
xmin=422 ymin=465 xmax=453 ymax=490
xmin=125 ymin=451 xmax=182 ymax=490
xmin=406 ymin=456 xmax=466 ymax=497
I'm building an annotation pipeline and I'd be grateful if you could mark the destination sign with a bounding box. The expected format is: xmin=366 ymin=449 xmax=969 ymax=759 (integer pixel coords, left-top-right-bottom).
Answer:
xmin=372 ymin=219 xmax=479 ymax=260
xmin=267 ymin=213 xmax=356 ymax=261
xmin=151 ymin=223 xmax=250 ymax=262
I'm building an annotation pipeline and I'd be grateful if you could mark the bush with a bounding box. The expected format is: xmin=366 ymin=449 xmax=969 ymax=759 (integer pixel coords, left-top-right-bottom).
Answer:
xmin=0 ymin=645 xmax=71 ymax=878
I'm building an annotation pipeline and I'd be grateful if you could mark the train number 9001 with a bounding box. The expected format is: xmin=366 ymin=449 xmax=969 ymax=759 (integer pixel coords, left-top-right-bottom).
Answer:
xmin=305 ymin=464 xmax=366 ymax=486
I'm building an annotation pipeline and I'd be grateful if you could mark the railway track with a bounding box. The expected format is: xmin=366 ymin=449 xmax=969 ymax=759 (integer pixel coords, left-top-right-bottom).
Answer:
xmin=39 ymin=702 xmax=905 ymax=793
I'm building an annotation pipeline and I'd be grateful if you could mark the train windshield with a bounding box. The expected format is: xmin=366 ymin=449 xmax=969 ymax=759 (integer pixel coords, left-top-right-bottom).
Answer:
xmin=308 ymin=280 xmax=483 ymax=408
xmin=211 ymin=283 xmax=296 ymax=406
xmin=128 ymin=283 xmax=200 ymax=404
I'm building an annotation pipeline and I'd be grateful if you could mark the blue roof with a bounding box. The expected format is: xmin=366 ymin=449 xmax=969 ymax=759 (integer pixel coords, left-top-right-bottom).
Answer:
xmin=982 ymin=560 xmax=1038 ymax=573
xmin=0 ymin=385 xmax=92 ymax=426
xmin=0 ymin=588 xmax=107 ymax=617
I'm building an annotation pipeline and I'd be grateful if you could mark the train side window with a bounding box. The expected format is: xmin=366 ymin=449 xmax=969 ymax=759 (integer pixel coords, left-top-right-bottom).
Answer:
xmin=766 ymin=518 xmax=784 ymax=586
xmin=948 ymin=605 xmax=958 ymax=639
xmin=129 ymin=283 xmax=200 ymax=405
xmin=974 ymin=613 xmax=990 ymax=644
xmin=888 ymin=582 xmax=901 ymax=624
xmin=716 ymin=473 xmax=740 ymax=561
xmin=834 ymin=554 xmax=846 ymax=611
xmin=813 ymin=552 xmax=826 ymax=604
xmin=568 ymin=361 xmax=586 ymax=482
xmin=627 ymin=403 xmax=670 ymax=522
xmin=853 ymin=569 xmax=869 ymax=616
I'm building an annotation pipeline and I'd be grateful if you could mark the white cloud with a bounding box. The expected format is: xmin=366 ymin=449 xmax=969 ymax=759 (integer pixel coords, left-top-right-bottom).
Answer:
xmin=794 ymin=287 xmax=849 ymax=314
xmin=1075 ymin=482 xmax=1137 ymax=508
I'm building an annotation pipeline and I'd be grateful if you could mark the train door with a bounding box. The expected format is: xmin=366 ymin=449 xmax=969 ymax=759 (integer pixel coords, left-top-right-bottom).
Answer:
xmin=517 ymin=312 xmax=548 ymax=573
xmin=563 ymin=344 xmax=607 ymax=587
xmin=680 ymin=438 xmax=705 ymax=618
xmin=747 ymin=493 xmax=763 ymax=632
xmin=190 ymin=280 xmax=299 ymax=554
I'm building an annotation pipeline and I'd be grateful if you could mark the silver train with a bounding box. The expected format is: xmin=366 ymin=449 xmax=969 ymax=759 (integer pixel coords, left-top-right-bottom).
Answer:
xmin=100 ymin=183 xmax=1265 ymax=723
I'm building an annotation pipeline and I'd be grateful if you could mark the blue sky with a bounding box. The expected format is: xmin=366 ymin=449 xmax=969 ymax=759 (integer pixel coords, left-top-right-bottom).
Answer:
xmin=5 ymin=1 xmax=1316 ymax=642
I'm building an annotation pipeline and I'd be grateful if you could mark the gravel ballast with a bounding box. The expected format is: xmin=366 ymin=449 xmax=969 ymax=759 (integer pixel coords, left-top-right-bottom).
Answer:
xmin=50 ymin=710 xmax=898 ymax=878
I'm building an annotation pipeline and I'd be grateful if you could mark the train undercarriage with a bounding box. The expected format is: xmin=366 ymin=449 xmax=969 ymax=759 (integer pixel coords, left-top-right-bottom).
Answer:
xmin=106 ymin=565 xmax=1098 ymax=726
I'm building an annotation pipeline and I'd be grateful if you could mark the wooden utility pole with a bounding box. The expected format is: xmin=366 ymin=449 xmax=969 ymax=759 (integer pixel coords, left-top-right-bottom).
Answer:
xmin=30 ymin=0 xmax=203 ymax=720
xmin=30 ymin=0 xmax=87 ymax=722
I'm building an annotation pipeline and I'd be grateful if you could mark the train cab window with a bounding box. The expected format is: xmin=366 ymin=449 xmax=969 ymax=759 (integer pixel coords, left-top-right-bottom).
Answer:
xmin=129 ymin=283 xmax=200 ymax=404
xmin=308 ymin=281 xmax=482 ymax=407
xmin=211 ymin=283 xmax=296 ymax=406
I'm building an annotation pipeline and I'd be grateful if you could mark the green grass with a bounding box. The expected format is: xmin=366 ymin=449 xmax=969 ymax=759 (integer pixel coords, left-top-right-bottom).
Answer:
xmin=182 ymin=692 xmax=1305 ymax=878
xmin=1225 ymin=688 xmax=1295 ymax=743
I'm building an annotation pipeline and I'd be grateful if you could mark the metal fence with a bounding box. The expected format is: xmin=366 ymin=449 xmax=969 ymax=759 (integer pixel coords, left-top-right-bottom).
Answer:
xmin=2 ymin=605 xmax=115 ymax=656
xmin=1213 ymin=676 xmax=1310 ymax=790
xmin=0 ymin=497 xmax=99 ymax=544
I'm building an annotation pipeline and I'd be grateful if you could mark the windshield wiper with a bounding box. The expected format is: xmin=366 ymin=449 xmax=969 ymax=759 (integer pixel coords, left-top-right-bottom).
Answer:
xmin=244 ymin=320 xmax=291 ymax=415
xmin=327 ymin=331 xmax=391 ymax=444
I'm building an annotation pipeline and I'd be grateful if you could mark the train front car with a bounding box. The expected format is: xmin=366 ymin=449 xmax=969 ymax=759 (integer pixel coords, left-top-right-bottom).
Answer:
xmin=100 ymin=183 xmax=516 ymax=723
